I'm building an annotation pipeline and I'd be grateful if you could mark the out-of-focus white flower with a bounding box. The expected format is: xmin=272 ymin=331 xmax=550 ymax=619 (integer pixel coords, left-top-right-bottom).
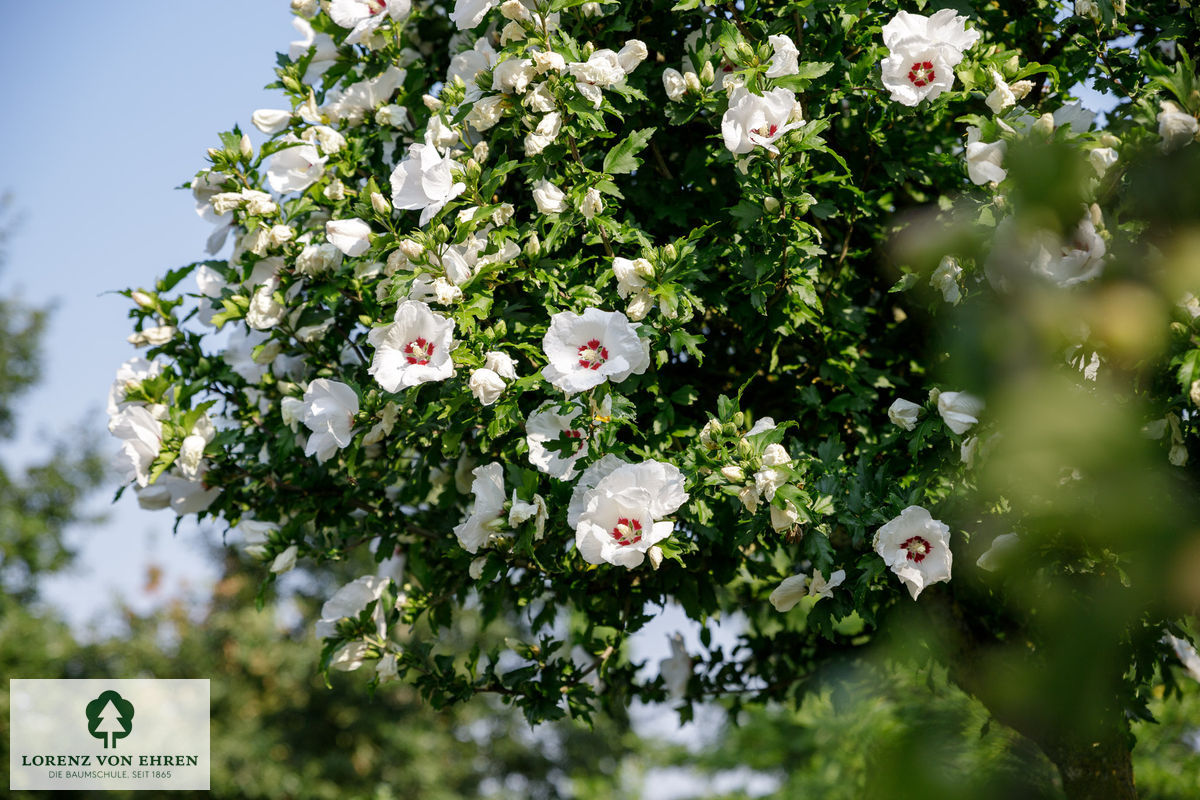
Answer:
xmin=1158 ymin=100 xmax=1199 ymax=152
xmin=451 ymin=0 xmax=499 ymax=30
xmin=574 ymin=460 xmax=688 ymax=568
xmin=722 ymin=86 xmax=802 ymax=155
xmin=469 ymin=367 xmax=506 ymax=405
xmin=985 ymin=70 xmax=1016 ymax=114
xmin=271 ymin=544 xmax=299 ymax=574
xmin=532 ymin=179 xmax=567 ymax=214
xmin=110 ymin=405 xmax=163 ymax=487
xmin=326 ymin=218 xmax=372 ymax=257
xmin=765 ymin=34 xmax=799 ymax=79
xmin=106 ymin=357 xmax=163 ymax=417
xmin=453 ymin=462 xmax=506 ymax=553
xmin=508 ymin=491 xmax=548 ymax=538
xmin=329 ymin=0 xmax=411 ymax=44
xmin=367 ymin=300 xmax=456 ymax=391
xmin=541 ymin=307 xmax=651 ymax=395
xmin=267 ymin=140 xmax=327 ymax=194
xmin=769 ymin=573 xmax=809 ymax=612
xmin=1075 ymin=0 xmax=1100 ymax=20
xmin=1164 ymin=634 xmax=1200 ymax=683
xmin=289 ymin=17 xmax=338 ymax=80
xmin=390 ymin=143 xmax=466 ymax=227
xmin=965 ymin=126 xmax=1007 ymax=185
xmin=977 ymin=532 xmax=1020 ymax=572
xmin=873 ymin=505 xmax=953 ymax=599
xmin=315 ymin=574 xmax=391 ymax=640
xmin=295 ymin=242 xmax=343 ymax=276
xmin=931 ymin=256 xmax=963 ymax=303
xmin=888 ymin=398 xmax=922 ymax=431
xmin=126 ymin=325 xmax=176 ymax=348
xmin=937 ymin=391 xmax=984 ymax=435
xmin=807 ymin=569 xmax=846 ymax=600
xmin=770 ymin=500 xmax=800 ymax=531
xmin=1089 ymin=146 xmax=1118 ymax=177
xmin=301 ymin=378 xmax=359 ymax=463
xmin=879 ymin=9 xmax=980 ymax=106
xmin=659 ymin=633 xmax=692 ymax=700
xmin=1031 ymin=216 xmax=1106 ymax=287
xmin=252 ymin=108 xmax=292 ymax=134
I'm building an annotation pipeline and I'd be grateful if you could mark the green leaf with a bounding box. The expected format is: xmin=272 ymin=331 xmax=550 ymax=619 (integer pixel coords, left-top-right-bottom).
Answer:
xmin=603 ymin=128 xmax=656 ymax=175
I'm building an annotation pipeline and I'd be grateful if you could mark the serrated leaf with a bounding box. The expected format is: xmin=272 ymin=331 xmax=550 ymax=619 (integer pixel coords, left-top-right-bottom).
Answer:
xmin=603 ymin=127 xmax=656 ymax=175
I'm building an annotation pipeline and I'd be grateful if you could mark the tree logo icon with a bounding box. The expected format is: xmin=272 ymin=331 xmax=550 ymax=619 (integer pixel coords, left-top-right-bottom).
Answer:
xmin=85 ymin=690 xmax=135 ymax=749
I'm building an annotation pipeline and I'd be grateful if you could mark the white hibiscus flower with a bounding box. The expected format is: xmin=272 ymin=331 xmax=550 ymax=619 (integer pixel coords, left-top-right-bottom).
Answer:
xmin=367 ymin=300 xmax=456 ymax=391
xmin=525 ymin=401 xmax=590 ymax=480
xmin=390 ymin=143 xmax=466 ymax=227
xmin=302 ymin=379 xmax=359 ymax=463
xmin=573 ymin=460 xmax=688 ymax=569
xmin=879 ymin=9 xmax=981 ymax=106
xmin=873 ymin=505 xmax=953 ymax=600
xmin=329 ymin=0 xmax=411 ymax=44
xmin=541 ymin=307 xmax=651 ymax=395
xmin=453 ymin=462 xmax=506 ymax=553
xmin=721 ymin=86 xmax=802 ymax=155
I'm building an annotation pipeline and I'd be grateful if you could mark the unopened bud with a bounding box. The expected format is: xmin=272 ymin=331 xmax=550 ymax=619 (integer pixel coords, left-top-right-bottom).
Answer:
xmin=207 ymin=147 xmax=221 ymax=159
xmin=524 ymin=232 xmax=541 ymax=258
xmin=399 ymin=238 xmax=424 ymax=260
xmin=663 ymin=243 xmax=678 ymax=262
xmin=763 ymin=196 xmax=780 ymax=213
xmin=422 ymin=94 xmax=443 ymax=111
xmin=647 ymin=545 xmax=664 ymax=570
xmin=720 ymin=465 xmax=745 ymax=483
xmin=684 ymin=71 xmax=701 ymax=93
xmin=699 ymin=62 xmax=715 ymax=85
xmin=1190 ymin=379 xmax=1200 ymax=408
xmin=131 ymin=290 xmax=155 ymax=309
xmin=370 ymin=192 xmax=391 ymax=216
xmin=240 ymin=134 xmax=253 ymax=159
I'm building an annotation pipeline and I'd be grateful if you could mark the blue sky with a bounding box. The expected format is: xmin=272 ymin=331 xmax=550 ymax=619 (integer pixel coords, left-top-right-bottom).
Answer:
xmin=0 ymin=2 xmax=294 ymax=629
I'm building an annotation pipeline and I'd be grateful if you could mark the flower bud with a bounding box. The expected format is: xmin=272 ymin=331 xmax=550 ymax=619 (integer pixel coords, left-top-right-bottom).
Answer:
xmin=721 ymin=465 xmax=746 ymax=483
xmin=1033 ymin=113 xmax=1055 ymax=135
xmin=524 ymin=232 xmax=541 ymax=257
xmin=1190 ymin=380 xmax=1200 ymax=408
xmin=647 ymin=546 xmax=664 ymax=570
xmin=763 ymin=196 xmax=780 ymax=213
xmin=663 ymin=243 xmax=678 ymax=262
xmin=500 ymin=0 xmax=530 ymax=20
xmin=399 ymin=239 xmax=424 ymax=260
xmin=422 ymin=94 xmax=443 ymax=111
xmin=684 ymin=71 xmax=702 ymax=93
xmin=370 ymin=191 xmax=391 ymax=216
xmin=699 ymin=62 xmax=715 ymax=86
xmin=290 ymin=0 xmax=318 ymax=18
xmin=131 ymin=290 xmax=155 ymax=310
xmin=240 ymin=134 xmax=253 ymax=159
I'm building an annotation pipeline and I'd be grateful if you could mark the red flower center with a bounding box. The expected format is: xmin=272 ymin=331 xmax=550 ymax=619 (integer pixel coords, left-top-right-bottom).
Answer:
xmin=610 ymin=517 xmax=643 ymax=546
xmin=577 ymin=339 xmax=609 ymax=370
xmin=908 ymin=61 xmax=936 ymax=88
xmin=404 ymin=337 xmax=434 ymax=365
xmin=368 ymin=0 xmax=387 ymax=14
xmin=753 ymin=123 xmax=780 ymax=139
xmin=902 ymin=535 xmax=932 ymax=563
